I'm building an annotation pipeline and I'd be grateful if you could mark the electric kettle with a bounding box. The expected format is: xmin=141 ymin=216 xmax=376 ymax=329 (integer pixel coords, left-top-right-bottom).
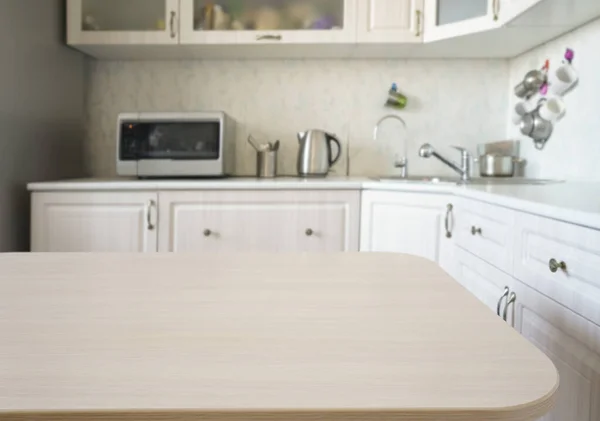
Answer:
xmin=297 ymin=130 xmax=342 ymax=177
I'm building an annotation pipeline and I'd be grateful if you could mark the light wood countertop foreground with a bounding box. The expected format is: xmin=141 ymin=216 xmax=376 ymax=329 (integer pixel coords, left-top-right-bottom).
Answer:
xmin=0 ymin=253 xmax=557 ymax=421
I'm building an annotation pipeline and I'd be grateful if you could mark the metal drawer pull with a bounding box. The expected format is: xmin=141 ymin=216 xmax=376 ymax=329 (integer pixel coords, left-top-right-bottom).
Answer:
xmin=549 ymin=258 xmax=567 ymax=273
xmin=493 ymin=0 xmax=500 ymax=21
xmin=415 ymin=10 xmax=422 ymax=37
xmin=256 ymin=34 xmax=282 ymax=41
xmin=471 ymin=226 xmax=482 ymax=236
xmin=496 ymin=286 xmax=509 ymax=317
xmin=503 ymin=292 xmax=517 ymax=322
xmin=444 ymin=204 xmax=453 ymax=238
xmin=147 ymin=200 xmax=155 ymax=231
xmin=169 ymin=11 xmax=177 ymax=39
xmin=203 ymin=229 xmax=212 ymax=237
xmin=305 ymin=229 xmax=314 ymax=237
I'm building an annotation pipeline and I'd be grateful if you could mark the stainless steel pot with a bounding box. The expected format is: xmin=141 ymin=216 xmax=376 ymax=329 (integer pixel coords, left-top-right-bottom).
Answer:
xmin=479 ymin=155 xmax=517 ymax=178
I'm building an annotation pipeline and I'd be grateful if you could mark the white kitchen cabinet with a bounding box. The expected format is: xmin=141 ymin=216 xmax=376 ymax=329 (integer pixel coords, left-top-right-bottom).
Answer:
xmin=498 ymin=0 xmax=544 ymax=24
xmin=360 ymin=191 xmax=452 ymax=264
xmin=513 ymin=279 xmax=600 ymax=421
xmin=513 ymin=211 xmax=600 ymax=327
xmin=158 ymin=190 xmax=360 ymax=252
xmin=179 ymin=0 xmax=357 ymax=45
xmin=31 ymin=192 xmax=158 ymax=252
xmin=67 ymin=0 xmax=180 ymax=45
xmin=357 ymin=0 xmax=424 ymax=43
xmin=454 ymin=247 xmax=516 ymax=322
xmin=423 ymin=0 xmax=501 ymax=42
xmin=454 ymin=197 xmax=515 ymax=272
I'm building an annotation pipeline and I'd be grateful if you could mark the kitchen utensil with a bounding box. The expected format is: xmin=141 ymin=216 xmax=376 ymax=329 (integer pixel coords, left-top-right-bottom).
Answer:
xmin=520 ymin=107 xmax=553 ymax=150
xmin=530 ymin=113 xmax=554 ymax=142
xmin=385 ymin=83 xmax=408 ymax=109
xmin=248 ymin=134 xmax=271 ymax=152
xmin=549 ymin=49 xmax=578 ymax=96
xmin=297 ymin=129 xmax=342 ymax=177
xmin=514 ymin=70 xmax=546 ymax=98
xmin=479 ymin=154 xmax=517 ymax=178
xmin=539 ymin=97 xmax=566 ymax=122
xmin=520 ymin=113 xmax=535 ymax=137
xmin=256 ymin=150 xmax=278 ymax=178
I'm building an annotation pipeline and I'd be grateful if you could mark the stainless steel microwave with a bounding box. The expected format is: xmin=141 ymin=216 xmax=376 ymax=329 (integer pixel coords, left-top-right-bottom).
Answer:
xmin=117 ymin=112 xmax=236 ymax=178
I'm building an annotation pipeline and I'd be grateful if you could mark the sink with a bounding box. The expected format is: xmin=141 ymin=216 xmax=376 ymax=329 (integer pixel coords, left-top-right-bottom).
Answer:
xmin=375 ymin=176 xmax=563 ymax=186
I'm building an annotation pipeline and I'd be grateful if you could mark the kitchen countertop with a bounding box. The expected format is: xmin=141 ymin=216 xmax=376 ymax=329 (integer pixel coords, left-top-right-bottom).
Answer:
xmin=28 ymin=177 xmax=600 ymax=230
xmin=0 ymin=253 xmax=558 ymax=421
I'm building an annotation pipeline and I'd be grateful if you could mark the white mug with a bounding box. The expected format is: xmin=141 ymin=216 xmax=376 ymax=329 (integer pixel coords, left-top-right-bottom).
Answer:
xmin=549 ymin=64 xmax=578 ymax=97
xmin=539 ymin=97 xmax=566 ymax=123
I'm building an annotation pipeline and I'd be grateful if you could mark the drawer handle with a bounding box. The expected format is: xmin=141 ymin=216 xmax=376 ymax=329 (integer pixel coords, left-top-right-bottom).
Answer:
xmin=503 ymin=292 xmax=517 ymax=323
xmin=493 ymin=0 xmax=500 ymax=21
xmin=496 ymin=286 xmax=509 ymax=317
xmin=305 ymin=229 xmax=314 ymax=237
xmin=444 ymin=204 xmax=453 ymax=239
xmin=169 ymin=11 xmax=177 ymax=39
xmin=471 ymin=226 xmax=482 ymax=236
xmin=549 ymin=258 xmax=567 ymax=273
xmin=146 ymin=200 xmax=156 ymax=231
xmin=257 ymin=34 xmax=282 ymax=41
xmin=415 ymin=10 xmax=422 ymax=37
xmin=204 ymin=229 xmax=212 ymax=237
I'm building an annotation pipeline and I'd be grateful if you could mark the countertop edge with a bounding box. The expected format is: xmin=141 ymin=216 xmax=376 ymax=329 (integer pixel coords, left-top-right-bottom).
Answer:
xmin=0 ymin=389 xmax=558 ymax=421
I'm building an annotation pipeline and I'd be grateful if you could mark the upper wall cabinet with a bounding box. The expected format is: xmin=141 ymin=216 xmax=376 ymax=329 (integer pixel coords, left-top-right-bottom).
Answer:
xmin=357 ymin=0 xmax=424 ymax=43
xmin=423 ymin=0 xmax=500 ymax=42
xmin=67 ymin=0 xmax=180 ymax=44
xmin=66 ymin=0 xmax=600 ymax=58
xmin=179 ymin=0 xmax=357 ymax=45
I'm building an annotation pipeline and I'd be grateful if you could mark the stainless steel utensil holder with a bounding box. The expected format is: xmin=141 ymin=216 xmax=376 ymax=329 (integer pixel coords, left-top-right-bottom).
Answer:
xmin=257 ymin=150 xmax=278 ymax=178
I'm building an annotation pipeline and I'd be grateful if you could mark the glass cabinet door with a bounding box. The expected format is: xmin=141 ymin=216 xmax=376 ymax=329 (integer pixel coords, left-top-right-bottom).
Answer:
xmin=180 ymin=0 xmax=356 ymax=44
xmin=424 ymin=0 xmax=500 ymax=42
xmin=67 ymin=0 xmax=180 ymax=45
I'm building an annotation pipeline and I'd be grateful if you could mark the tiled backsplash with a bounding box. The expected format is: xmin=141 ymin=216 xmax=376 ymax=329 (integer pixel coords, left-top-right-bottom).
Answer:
xmin=85 ymin=59 xmax=508 ymax=177
xmin=507 ymin=18 xmax=600 ymax=181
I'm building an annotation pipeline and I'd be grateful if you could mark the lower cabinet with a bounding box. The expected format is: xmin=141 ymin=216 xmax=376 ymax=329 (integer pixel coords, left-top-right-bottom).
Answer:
xmin=453 ymin=246 xmax=516 ymax=323
xmin=512 ymin=279 xmax=600 ymax=421
xmin=158 ymin=190 xmax=360 ymax=252
xmin=360 ymin=191 xmax=453 ymax=265
xmin=31 ymin=190 xmax=360 ymax=253
xmin=31 ymin=192 xmax=158 ymax=252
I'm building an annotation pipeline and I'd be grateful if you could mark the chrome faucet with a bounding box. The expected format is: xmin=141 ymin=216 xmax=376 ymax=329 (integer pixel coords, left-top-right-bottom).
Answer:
xmin=419 ymin=144 xmax=472 ymax=182
xmin=374 ymin=114 xmax=408 ymax=178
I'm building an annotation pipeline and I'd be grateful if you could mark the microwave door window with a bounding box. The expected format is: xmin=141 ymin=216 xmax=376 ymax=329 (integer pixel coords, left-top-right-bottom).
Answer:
xmin=123 ymin=122 xmax=221 ymax=160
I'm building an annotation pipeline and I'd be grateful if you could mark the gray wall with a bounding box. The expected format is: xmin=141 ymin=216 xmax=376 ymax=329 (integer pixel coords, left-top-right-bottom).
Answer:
xmin=0 ymin=0 xmax=85 ymax=251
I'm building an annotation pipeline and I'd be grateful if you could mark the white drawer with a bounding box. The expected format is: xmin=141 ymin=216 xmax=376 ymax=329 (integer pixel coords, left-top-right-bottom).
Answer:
xmin=454 ymin=197 xmax=516 ymax=272
xmin=514 ymin=212 xmax=600 ymax=326
xmin=158 ymin=190 xmax=360 ymax=253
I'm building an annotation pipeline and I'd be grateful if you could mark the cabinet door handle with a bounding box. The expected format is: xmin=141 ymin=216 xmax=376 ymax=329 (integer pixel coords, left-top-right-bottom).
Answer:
xmin=444 ymin=204 xmax=453 ymax=238
xmin=493 ymin=0 xmax=500 ymax=21
xmin=496 ymin=286 xmax=509 ymax=317
xmin=549 ymin=258 xmax=567 ymax=273
xmin=203 ymin=229 xmax=212 ymax=237
xmin=256 ymin=34 xmax=282 ymax=41
xmin=503 ymin=292 xmax=516 ymax=322
xmin=305 ymin=228 xmax=314 ymax=237
xmin=471 ymin=226 xmax=482 ymax=236
xmin=147 ymin=200 xmax=156 ymax=231
xmin=170 ymin=11 xmax=177 ymax=39
xmin=415 ymin=10 xmax=422 ymax=37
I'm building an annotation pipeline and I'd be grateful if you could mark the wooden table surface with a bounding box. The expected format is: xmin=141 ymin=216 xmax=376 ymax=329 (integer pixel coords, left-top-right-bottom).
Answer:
xmin=0 ymin=253 xmax=557 ymax=421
